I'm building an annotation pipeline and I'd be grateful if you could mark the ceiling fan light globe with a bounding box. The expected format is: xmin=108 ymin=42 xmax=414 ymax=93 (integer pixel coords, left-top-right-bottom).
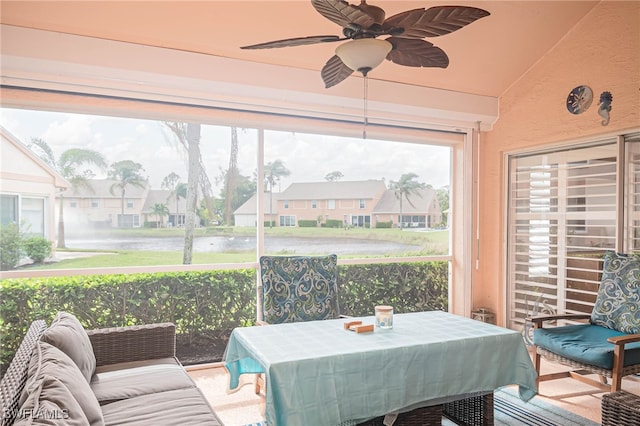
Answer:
xmin=335 ymin=39 xmax=392 ymax=74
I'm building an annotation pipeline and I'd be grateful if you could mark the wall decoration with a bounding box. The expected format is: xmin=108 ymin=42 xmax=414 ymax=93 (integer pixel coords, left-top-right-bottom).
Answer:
xmin=598 ymin=91 xmax=613 ymax=126
xmin=566 ymin=85 xmax=593 ymax=114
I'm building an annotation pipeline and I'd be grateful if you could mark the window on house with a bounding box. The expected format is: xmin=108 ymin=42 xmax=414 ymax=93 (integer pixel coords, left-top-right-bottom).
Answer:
xmin=359 ymin=199 xmax=365 ymax=209
xmin=91 ymin=199 xmax=99 ymax=208
xmin=328 ymin=200 xmax=336 ymax=210
xmin=127 ymin=199 xmax=134 ymax=209
xmin=69 ymin=198 xmax=77 ymax=208
xmin=21 ymin=198 xmax=45 ymax=236
xmin=279 ymin=215 xmax=296 ymax=227
xmin=1 ymin=195 xmax=18 ymax=226
xmin=506 ymin=133 xmax=640 ymax=331
xmin=311 ymin=200 xmax=317 ymax=209
xmin=283 ymin=200 xmax=289 ymax=209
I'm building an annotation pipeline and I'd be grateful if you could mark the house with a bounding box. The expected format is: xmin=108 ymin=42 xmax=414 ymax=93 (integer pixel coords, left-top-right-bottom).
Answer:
xmin=0 ymin=126 xmax=69 ymax=245
xmin=235 ymin=181 xmax=442 ymax=229
xmin=59 ymin=179 xmax=149 ymax=229
xmin=142 ymin=189 xmax=187 ymax=228
xmin=233 ymin=192 xmax=281 ymax=227
xmin=1 ymin=2 xmax=638 ymax=328
xmin=277 ymin=180 xmax=387 ymax=227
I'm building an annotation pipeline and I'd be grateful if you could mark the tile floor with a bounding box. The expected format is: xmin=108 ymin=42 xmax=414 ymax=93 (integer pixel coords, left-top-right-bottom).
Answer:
xmin=187 ymin=356 xmax=640 ymax=426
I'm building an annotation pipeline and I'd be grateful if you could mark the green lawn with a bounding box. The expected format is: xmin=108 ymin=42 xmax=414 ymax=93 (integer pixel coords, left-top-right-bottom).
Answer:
xmin=24 ymin=227 xmax=449 ymax=270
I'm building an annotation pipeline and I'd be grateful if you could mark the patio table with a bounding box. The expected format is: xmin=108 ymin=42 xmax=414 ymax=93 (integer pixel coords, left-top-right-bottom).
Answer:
xmin=224 ymin=310 xmax=537 ymax=426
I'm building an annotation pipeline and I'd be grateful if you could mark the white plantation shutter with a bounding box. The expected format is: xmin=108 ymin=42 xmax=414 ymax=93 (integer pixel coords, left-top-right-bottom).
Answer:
xmin=507 ymin=141 xmax=618 ymax=330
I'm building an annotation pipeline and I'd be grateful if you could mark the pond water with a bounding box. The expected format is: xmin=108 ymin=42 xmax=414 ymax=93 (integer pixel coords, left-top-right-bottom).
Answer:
xmin=65 ymin=236 xmax=419 ymax=255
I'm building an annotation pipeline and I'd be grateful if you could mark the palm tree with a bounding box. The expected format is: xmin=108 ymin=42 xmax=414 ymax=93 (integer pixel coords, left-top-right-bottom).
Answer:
xmin=389 ymin=173 xmax=426 ymax=230
xmin=150 ymin=203 xmax=169 ymax=228
xmin=264 ymin=160 xmax=291 ymax=228
xmin=162 ymin=172 xmax=187 ymax=226
xmin=108 ymin=160 xmax=147 ymax=227
xmin=28 ymin=138 xmax=106 ymax=248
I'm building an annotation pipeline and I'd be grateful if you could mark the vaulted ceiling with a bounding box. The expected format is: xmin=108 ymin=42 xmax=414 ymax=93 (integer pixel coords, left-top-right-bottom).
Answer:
xmin=0 ymin=1 xmax=600 ymax=98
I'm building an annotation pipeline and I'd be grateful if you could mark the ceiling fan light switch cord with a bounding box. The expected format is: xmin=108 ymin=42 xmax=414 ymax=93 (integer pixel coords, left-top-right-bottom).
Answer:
xmin=362 ymin=71 xmax=369 ymax=139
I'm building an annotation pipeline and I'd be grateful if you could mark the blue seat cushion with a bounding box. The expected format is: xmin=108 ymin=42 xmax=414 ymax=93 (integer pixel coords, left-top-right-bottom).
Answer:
xmin=534 ymin=323 xmax=640 ymax=370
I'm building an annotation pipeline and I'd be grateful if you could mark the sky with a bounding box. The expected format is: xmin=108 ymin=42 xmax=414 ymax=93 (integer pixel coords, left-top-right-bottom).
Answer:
xmin=0 ymin=108 xmax=451 ymax=194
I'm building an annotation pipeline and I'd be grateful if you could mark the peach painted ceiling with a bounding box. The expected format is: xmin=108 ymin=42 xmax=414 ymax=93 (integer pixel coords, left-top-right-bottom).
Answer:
xmin=0 ymin=1 xmax=599 ymax=98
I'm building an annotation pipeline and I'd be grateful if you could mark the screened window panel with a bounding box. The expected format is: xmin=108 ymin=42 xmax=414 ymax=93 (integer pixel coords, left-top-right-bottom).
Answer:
xmin=625 ymin=135 xmax=640 ymax=252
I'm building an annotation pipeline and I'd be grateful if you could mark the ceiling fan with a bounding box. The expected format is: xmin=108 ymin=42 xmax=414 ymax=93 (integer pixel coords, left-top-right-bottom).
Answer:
xmin=241 ymin=0 xmax=490 ymax=88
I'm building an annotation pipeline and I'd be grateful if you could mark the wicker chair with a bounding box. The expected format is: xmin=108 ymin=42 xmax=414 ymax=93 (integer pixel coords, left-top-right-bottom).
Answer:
xmin=531 ymin=251 xmax=640 ymax=392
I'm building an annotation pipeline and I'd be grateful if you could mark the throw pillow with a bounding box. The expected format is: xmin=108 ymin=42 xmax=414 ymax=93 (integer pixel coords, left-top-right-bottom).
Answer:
xmin=21 ymin=341 xmax=105 ymax=426
xmin=590 ymin=251 xmax=640 ymax=334
xmin=41 ymin=312 xmax=96 ymax=382
xmin=15 ymin=374 xmax=90 ymax=426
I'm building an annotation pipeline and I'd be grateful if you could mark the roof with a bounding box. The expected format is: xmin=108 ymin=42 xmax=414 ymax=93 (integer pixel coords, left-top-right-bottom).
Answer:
xmin=281 ymin=180 xmax=387 ymax=200
xmin=373 ymin=188 xmax=439 ymax=214
xmin=61 ymin=179 xmax=149 ymax=198
xmin=142 ymin=189 xmax=187 ymax=213
xmin=0 ymin=125 xmax=70 ymax=189
xmin=234 ymin=192 xmax=281 ymax=215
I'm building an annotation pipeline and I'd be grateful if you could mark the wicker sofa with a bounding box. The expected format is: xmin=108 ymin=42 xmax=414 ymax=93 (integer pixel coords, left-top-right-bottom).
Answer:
xmin=0 ymin=312 xmax=223 ymax=425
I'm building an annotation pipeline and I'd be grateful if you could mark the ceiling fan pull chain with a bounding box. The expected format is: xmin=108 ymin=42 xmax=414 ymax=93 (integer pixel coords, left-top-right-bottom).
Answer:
xmin=363 ymin=74 xmax=368 ymax=139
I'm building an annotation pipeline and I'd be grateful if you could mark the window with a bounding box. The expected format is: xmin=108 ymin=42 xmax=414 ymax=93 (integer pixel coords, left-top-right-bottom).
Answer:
xmin=1 ymin=195 xmax=18 ymax=226
xmin=506 ymin=134 xmax=640 ymax=331
xmin=21 ymin=198 xmax=45 ymax=236
xmin=279 ymin=215 xmax=296 ymax=227
xmin=1 ymin=104 xmax=457 ymax=275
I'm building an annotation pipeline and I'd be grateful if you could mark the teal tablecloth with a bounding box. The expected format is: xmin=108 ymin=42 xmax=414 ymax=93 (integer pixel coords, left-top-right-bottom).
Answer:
xmin=224 ymin=310 xmax=537 ymax=426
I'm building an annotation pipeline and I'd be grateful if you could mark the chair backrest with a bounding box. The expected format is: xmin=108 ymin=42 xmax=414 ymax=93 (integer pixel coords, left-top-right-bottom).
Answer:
xmin=590 ymin=251 xmax=640 ymax=334
xmin=259 ymin=254 xmax=339 ymax=324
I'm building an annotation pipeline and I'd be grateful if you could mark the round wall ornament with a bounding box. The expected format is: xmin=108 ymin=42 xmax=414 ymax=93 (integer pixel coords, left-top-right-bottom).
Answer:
xmin=566 ymin=85 xmax=593 ymax=114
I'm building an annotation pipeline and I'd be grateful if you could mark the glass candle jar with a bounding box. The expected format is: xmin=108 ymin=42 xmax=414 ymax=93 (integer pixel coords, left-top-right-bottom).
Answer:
xmin=375 ymin=305 xmax=393 ymax=329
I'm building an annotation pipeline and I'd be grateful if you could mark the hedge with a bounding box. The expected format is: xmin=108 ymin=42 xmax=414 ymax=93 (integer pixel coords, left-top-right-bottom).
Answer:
xmin=0 ymin=261 xmax=447 ymax=376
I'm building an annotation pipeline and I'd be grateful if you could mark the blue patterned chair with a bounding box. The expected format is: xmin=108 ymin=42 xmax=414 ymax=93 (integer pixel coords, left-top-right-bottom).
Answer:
xmin=531 ymin=251 xmax=640 ymax=392
xmin=243 ymin=254 xmax=340 ymax=394
xmin=258 ymin=254 xmax=340 ymax=324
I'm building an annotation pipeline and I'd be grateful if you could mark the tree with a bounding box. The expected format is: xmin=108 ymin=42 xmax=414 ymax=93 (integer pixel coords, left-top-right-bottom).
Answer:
xmin=183 ymin=124 xmax=201 ymax=264
xmin=151 ymin=203 xmax=169 ymax=228
xmin=264 ymin=160 xmax=291 ymax=228
xmin=325 ymin=171 xmax=344 ymax=182
xmin=389 ymin=173 xmax=426 ymax=229
xmin=28 ymin=138 xmax=107 ymax=248
xmin=162 ymin=172 xmax=187 ymax=226
xmin=108 ymin=160 xmax=146 ymax=227
xmin=437 ymin=185 xmax=450 ymax=226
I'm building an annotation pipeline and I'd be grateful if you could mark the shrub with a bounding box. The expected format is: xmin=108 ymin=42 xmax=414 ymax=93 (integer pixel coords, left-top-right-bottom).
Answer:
xmin=376 ymin=221 xmax=392 ymax=229
xmin=325 ymin=219 xmax=342 ymax=228
xmin=0 ymin=224 xmax=22 ymax=271
xmin=22 ymin=237 xmax=52 ymax=264
xmin=298 ymin=220 xmax=317 ymax=227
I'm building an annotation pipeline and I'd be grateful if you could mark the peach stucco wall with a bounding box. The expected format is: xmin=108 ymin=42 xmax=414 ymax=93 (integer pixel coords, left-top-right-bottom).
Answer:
xmin=475 ymin=1 xmax=640 ymax=325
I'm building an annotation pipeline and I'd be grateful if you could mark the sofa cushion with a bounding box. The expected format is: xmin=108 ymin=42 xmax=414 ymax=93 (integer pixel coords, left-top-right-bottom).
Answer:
xmin=90 ymin=357 xmax=196 ymax=404
xmin=590 ymin=251 xmax=640 ymax=334
xmin=534 ymin=323 xmax=640 ymax=370
xmin=15 ymin=374 xmax=90 ymax=426
xmin=22 ymin=341 xmax=104 ymax=426
xmin=100 ymin=388 xmax=223 ymax=425
xmin=41 ymin=312 xmax=96 ymax=382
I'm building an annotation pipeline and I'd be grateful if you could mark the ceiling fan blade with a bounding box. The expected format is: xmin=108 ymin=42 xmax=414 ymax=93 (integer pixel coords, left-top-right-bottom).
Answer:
xmin=386 ymin=38 xmax=449 ymax=68
xmin=321 ymin=55 xmax=354 ymax=88
xmin=241 ymin=35 xmax=342 ymax=50
xmin=383 ymin=6 xmax=490 ymax=39
xmin=312 ymin=0 xmax=375 ymax=30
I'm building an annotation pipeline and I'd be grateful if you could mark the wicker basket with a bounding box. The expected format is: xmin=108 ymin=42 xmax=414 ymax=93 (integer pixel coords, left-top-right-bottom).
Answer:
xmin=443 ymin=392 xmax=494 ymax=426
xmin=601 ymin=390 xmax=640 ymax=426
xmin=356 ymin=405 xmax=443 ymax=426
